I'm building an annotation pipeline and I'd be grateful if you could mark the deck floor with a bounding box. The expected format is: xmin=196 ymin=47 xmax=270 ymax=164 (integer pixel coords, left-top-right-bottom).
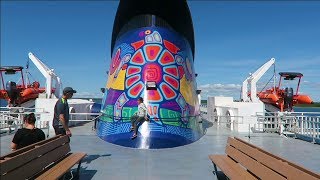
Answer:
xmin=1 ymin=121 xmax=319 ymax=180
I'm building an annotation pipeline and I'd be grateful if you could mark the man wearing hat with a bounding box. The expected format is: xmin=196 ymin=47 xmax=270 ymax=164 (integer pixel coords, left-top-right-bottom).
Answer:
xmin=52 ymin=87 xmax=77 ymax=137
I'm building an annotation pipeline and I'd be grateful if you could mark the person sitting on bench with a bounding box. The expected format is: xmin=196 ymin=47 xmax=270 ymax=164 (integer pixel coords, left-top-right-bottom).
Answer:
xmin=11 ymin=113 xmax=45 ymax=151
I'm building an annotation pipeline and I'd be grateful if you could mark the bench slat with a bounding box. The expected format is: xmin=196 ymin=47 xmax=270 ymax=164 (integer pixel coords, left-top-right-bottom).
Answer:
xmin=1 ymin=143 xmax=71 ymax=180
xmin=225 ymin=145 xmax=286 ymax=180
xmin=35 ymin=152 xmax=86 ymax=180
xmin=0 ymin=135 xmax=62 ymax=160
xmin=228 ymin=137 xmax=291 ymax=176
xmin=209 ymin=155 xmax=257 ymax=180
xmin=233 ymin=137 xmax=320 ymax=179
xmin=210 ymin=137 xmax=320 ymax=180
xmin=0 ymin=135 xmax=70 ymax=175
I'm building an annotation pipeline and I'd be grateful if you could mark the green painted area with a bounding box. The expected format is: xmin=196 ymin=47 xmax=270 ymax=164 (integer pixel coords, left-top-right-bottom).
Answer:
xmin=100 ymin=105 xmax=114 ymax=122
xmin=159 ymin=108 xmax=181 ymax=126
xmin=187 ymin=116 xmax=198 ymax=129
xmin=100 ymin=106 xmax=138 ymax=122
xmin=100 ymin=106 xmax=202 ymax=130
xmin=100 ymin=115 xmax=113 ymax=122
xmin=122 ymin=107 xmax=138 ymax=122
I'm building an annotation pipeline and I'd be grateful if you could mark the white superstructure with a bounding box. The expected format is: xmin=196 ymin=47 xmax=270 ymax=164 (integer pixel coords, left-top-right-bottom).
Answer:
xmin=207 ymin=96 xmax=264 ymax=132
xmin=206 ymin=58 xmax=277 ymax=133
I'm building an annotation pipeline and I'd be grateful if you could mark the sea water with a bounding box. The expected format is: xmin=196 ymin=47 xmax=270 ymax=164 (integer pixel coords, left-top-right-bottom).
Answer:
xmin=294 ymin=107 xmax=320 ymax=116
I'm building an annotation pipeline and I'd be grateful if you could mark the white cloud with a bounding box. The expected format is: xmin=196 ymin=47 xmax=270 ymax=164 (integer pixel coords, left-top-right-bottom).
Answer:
xmin=198 ymin=83 xmax=242 ymax=100
xmin=73 ymin=91 xmax=103 ymax=98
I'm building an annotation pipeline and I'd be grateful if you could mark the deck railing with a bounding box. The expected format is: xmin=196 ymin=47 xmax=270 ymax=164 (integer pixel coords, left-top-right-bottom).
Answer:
xmin=200 ymin=105 xmax=320 ymax=143
xmin=0 ymin=106 xmax=102 ymax=136
xmin=2 ymin=104 xmax=318 ymax=143
xmin=0 ymin=110 xmax=50 ymax=136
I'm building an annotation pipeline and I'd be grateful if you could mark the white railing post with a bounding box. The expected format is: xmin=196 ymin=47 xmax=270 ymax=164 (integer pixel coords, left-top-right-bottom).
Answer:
xmin=293 ymin=117 xmax=297 ymax=138
xmin=316 ymin=117 xmax=320 ymax=138
xmin=301 ymin=118 xmax=304 ymax=135
xmin=307 ymin=117 xmax=310 ymax=137
xmin=278 ymin=115 xmax=282 ymax=135
xmin=312 ymin=118 xmax=316 ymax=143
xmin=288 ymin=116 xmax=292 ymax=132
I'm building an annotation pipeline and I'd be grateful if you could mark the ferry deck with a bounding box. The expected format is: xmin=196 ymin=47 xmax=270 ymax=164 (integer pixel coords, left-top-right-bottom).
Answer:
xmin=1 ymin=120 xmax=319 ymax=180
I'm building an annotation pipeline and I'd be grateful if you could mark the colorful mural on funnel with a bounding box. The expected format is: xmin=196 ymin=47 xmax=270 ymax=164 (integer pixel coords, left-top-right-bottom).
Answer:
xmin=97 ymin=27 xmax=204 ymax=149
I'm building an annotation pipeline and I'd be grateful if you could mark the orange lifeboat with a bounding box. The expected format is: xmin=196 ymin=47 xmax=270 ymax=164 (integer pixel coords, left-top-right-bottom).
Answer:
xmin=294 ymin=95 xmax=313 ymax=104
xmin=18 ymin=82 xmax=47 ymax=104
xmin=257 ymin=72 xmax=313 ymax=111
xmin=0 ymin=66 xmax=54 ymax=106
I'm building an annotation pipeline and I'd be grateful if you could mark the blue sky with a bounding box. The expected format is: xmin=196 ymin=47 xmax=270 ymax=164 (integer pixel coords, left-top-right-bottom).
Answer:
xmin=1 ymin=1 xmax=319 ymax=101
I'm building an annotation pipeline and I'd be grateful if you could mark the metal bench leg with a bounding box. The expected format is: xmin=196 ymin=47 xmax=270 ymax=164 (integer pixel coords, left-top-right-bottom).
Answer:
xmin=75 ymin=159 xmax=83 ymax=179
xmin=212 ymin=163 xmax=228 ymax=180
xmin=212 ymin=162 xmax=218 ymax=177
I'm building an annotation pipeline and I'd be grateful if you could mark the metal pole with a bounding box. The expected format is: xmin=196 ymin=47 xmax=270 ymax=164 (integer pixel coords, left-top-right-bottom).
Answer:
xmin=248 ymin=123 xmax=251 ymax=139
xmin=47 ymin=121 xmax=50 ymax=138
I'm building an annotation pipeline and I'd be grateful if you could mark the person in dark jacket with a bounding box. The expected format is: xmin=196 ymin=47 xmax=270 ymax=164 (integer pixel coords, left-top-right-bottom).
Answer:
xmin=11 ymin=113 xmax=45 ymax=150
xmin=52 ymin=87 xmax=76 ymax=137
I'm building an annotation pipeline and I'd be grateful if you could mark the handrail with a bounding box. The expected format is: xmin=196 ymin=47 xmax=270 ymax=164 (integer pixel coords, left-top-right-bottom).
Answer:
xmin=0 ymin=106 xmax=46 ymax=113
xmin=99 ymin=113 xmax=202 ymax=120
xmin=1 ymin=112 xmax=102 ymax=137
xmin=199 ymin=105 xmax=320 ymax=143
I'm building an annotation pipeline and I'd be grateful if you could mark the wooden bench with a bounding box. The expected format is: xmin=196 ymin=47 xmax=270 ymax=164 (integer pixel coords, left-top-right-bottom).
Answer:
xmin=0 ymin=135 xmax=86 ymax=180
xmin=209 ymin=136 xmax=320 ymax=180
